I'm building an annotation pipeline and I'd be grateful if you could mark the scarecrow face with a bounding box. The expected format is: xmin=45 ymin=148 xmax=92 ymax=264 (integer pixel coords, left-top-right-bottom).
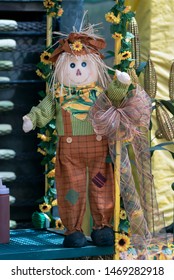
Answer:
xmin=57 ymin=55 xmax=98 ymax=87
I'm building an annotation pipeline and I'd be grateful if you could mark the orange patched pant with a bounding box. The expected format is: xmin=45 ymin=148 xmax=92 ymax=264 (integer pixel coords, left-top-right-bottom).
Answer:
xmin=55 ymin=134 xmax=115 ymax=234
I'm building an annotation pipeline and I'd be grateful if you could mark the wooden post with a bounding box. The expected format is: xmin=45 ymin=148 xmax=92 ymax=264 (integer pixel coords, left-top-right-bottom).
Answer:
xmin=113 ymin=140 xmax=121 ymax=260
xmin=45 ymin=15 xmax=52 ymax=193
xmin=113 ymin=37 xmax=121 ymax=260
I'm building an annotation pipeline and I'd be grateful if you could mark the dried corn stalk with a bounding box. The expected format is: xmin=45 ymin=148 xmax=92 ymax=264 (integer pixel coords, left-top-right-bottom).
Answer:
xmin=144 ymin=58 xmax=157 ymax=98
xmin=128 ymin=17 xmax=140 ymax=69
xmin=156 ymin=101 xmax=174 ymax=141
xmin=169 ymin=61 xmax=174 ymax=101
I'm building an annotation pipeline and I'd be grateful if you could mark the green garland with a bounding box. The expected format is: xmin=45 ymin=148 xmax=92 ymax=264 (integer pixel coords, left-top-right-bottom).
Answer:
xmin=35 ymin=0 xmax=64 ymax=189
xmin=32 ymin=0 xmax=64 ymax=229
xmin=105 ymin=0 xmax=135 ymax=73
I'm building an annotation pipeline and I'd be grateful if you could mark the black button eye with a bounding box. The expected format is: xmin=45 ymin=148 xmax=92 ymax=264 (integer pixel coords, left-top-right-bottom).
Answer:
xmin=70 ymin=63 xmax=75 ymax=68
xmin=81 ymin=62 xmax=87 ymax=67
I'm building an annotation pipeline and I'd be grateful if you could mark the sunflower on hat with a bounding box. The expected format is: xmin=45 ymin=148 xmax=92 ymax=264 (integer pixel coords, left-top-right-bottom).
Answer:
xmin=71 ymin=40 xmax=83 ymax=52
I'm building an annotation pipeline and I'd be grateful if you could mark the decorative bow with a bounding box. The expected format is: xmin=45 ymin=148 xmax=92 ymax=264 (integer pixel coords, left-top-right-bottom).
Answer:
xmin=89 ymin=85 xmax=152 ymax=142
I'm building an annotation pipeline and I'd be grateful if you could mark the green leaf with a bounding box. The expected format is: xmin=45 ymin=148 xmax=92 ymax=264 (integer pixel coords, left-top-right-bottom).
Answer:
xmin=36 ymin=196 xmax=49 ymax=204
xmin=47 ymin=187 xmax=57 ymax=197
xmin=151 ymin=142 xmax=174 ymax=148
xmin=119 ymin=219 xmax=130 ymax=233
xmin=136 ymin=61 xmax=147 ymax=76
xmin=108 ymin=68 xmax=115 ymax=75
xmin=38 ymin=90 xmax=46 ymax=98
xmin=160 ymin=100 xmax=174 ymax=115
xmin=48 ymin=122 xmax=56 ymax=130
xmin=125 ymin=11 xmax=135 ymax=21
xmin=106 ymin=50 xmax=115 ymax=56
xmin=48 ymin=178 xmax=55 ymax=187
xmin=150 ymin=142 xmax=174 ymax=157
xmin=126 ymin=31 xmax=135 ymax=39
xmin=171 ymin=182 xmax=174 ymax=191
xmin=110 ymin=24 xmax=120 ymax=34
xmin=121 ymin=40 xmax=131 ymax=50
xmin=149 ymin=119 xmax=152 ymax=130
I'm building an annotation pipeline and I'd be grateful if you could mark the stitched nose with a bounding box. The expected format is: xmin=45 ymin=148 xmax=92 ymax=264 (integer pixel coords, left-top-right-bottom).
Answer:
xmin=76 ymin=69 xmax=81 ymax=76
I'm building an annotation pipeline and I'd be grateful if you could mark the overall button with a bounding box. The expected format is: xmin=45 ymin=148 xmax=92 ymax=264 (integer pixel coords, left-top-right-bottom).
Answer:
xmin=96 ymin=135 xmax=102 ymax=141
xmin=66 ymin=137 xmax=72 ymax=143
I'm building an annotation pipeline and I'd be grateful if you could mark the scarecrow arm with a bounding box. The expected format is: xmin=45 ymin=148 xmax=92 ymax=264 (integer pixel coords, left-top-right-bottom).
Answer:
xmin=107 ymin=70 xmax=131 ymax=107
xmin=23 ymin=93 xmax=56 ymax=131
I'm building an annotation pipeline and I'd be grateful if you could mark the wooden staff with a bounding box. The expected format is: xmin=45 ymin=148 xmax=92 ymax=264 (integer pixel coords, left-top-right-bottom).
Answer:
xmin=45 ymin=14 xmax=52 ymax=193
xmin=113 ymin=36 xmax=121 ymax=260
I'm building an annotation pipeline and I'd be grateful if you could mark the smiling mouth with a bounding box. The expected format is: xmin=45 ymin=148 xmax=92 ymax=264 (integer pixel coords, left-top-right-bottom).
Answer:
xmin=70 ymin=75 xmax=90 ymax=85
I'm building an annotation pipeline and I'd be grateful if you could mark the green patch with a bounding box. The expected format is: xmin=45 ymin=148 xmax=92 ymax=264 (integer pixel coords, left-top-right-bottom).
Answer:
xmin=65 ymin=189 xmax=79 ymax=205
xmin=105 ymin=154 xmax=112 ymax=163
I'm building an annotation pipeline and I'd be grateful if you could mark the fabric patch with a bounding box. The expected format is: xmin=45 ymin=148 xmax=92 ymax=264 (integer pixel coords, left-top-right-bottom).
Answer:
xmin=105 ymin=154 xmax=112 ymax=163
xmin=92 ymin=172 xmax=107 ymax=188
xmin=65 ymin=189 xmax=79 ymax=205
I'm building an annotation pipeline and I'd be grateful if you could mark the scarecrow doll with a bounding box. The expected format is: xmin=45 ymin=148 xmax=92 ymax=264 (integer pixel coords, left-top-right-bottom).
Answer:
xmin=22 ymin=24 xmax=130 ymax=248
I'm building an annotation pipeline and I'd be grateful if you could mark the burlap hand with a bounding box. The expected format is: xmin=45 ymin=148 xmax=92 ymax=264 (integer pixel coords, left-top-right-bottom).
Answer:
xmin=22 ymin=115 xmax=33 ymax=132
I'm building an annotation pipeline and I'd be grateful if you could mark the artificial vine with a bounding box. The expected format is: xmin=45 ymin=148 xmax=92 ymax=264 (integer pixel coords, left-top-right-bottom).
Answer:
xmin=31 ymin=0 xmax=64 ymax=229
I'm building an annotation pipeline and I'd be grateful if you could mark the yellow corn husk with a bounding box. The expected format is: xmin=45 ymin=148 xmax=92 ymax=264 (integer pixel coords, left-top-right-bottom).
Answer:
xmin=128 ymin=17 xmax=140 ymax=69
xmin=156 ymin=102 xmax=174 ymax=141
xmin=169 ymin=61 xmax=174 ymax=101
xmin=144 ymin=58 xmax=157 ymax=98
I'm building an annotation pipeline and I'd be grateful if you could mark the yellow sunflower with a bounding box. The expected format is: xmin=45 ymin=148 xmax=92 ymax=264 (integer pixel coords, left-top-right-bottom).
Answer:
xmin=47 ymin=169 xmax=55 ymax=178
xmin=36 ymin=69 xmax=42 ymax=77
xmin=40 ymin=51 xmax=52 ymax=64
xmin=112 ymin=32 xmax=123 ymax=40
xmin=167 ymin=243 xmax=174 ymax=250
xmin=116 ymin=233 xmax=131 ymax=252
xmin=37 ymin=147 xmax=47 ymax=156
xmin=72 ymin=40 xmax=83 ymax=52
xmin=37 ymin=133 xmax=51 ymax=142
xmin=39 ymin=202 xmax=52 ymax=213
xmin=36 ymin=69 xmax=47 ymax=79
xmin=120 ymin=209 xmax=127 ymax=220
xmin=120 ymin=51 xmax=131 ymax=60
xmin=51 ymin=156 xmax=56 ymax=164
xmin=55 ymin=218 xmax=65 ymax=230
xmin=43 ymin=0 xmax=55 ymax=9
xmin=157 ymin=253 xmax=168 ymax=260
xmin=113 ymin=13 xmax=121 ymax=24
xmin=53 ymin=130 xmax=57 ymax=136
xmin=51 ymin=199 xmax=57 ymax=206
xmin=105 ymin=12 xmax=116 ymax=23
